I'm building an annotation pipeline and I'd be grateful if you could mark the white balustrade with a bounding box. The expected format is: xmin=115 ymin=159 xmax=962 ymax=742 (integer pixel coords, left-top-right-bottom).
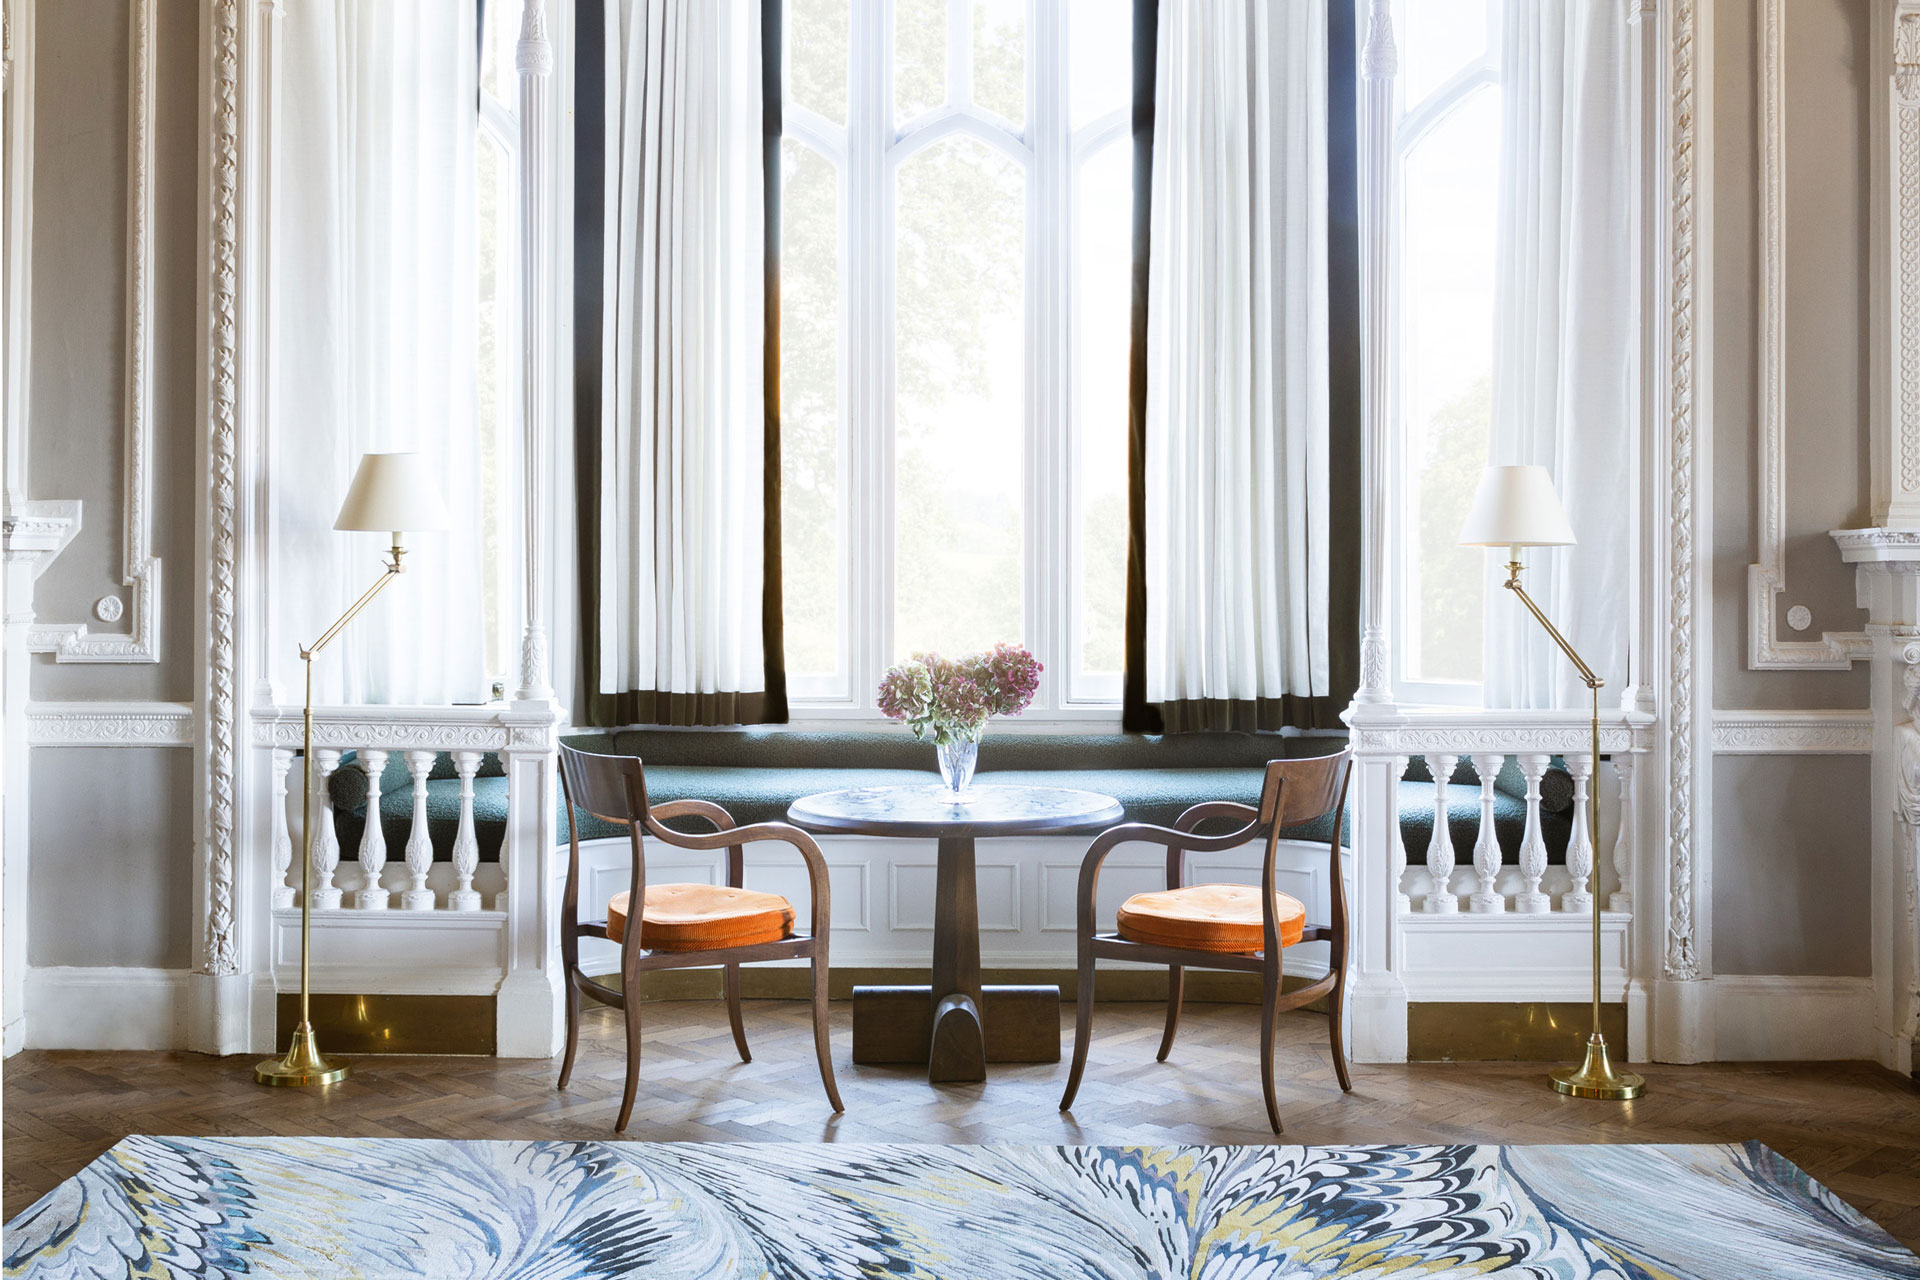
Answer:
xmin=354 ymin=749 xmax=391 ymax=909
xmin=1468 ymin=752 xmax=1505 ymax=913
xmin=1610 ymin=753 xmax=1635 ymax=913
xmin=309 ymin=749 xmax=344 ymax=909
xmin=1389 ymin=752 xmax=1411 ymax=913
xmin=1563 ymin=753 xmax=1594 ymax=914
xmin=269 ymin=746 xmax=294 ymax=909
xmin=447 ymin=750 xmax=483 ymax=912
xmin=401 ymin=749 xmax=436 ymax=910
xmin=1513 ymin=753 xmax=1551 ymax=913
xmin=1423 ymin=752 xmax=1458 ymax=913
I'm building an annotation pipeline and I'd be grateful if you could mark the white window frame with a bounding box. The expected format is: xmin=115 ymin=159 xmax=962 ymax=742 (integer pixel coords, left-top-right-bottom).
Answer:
xmin=782 ymin=0 xmax=1129 ymax=723
xmin=1385 ymin=0 xmax=1500 ymax=709
xmin=476 ymin=3 xmax=524 ymax=698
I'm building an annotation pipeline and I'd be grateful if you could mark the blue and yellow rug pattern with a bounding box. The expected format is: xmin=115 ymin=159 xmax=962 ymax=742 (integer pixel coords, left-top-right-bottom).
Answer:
xmin=6 ymin=1137 xmax=1915 ymax=1278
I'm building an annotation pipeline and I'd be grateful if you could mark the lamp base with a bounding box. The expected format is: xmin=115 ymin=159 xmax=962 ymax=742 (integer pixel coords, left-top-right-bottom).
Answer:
xmin=254 ymin=1022 xmax=350 ymax=1087
xmin=1549 ymin=1032 xmax=1644 ymax=1100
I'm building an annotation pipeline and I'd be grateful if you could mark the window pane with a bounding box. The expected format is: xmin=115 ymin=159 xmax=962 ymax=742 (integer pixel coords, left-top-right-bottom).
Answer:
xmin=1395 ymin=0 xmax=1494 ymax=108
xmin=781 ymin=139 xmax=845 ymax=685
xmin=789 ymin=0 xmax=849 ymax=127
xmin=1401 ymin=88 xmax=1499 ymax=687
xmin=481 ymin=0 xmax=516 ymax=106
xmin=971 ymin=0 xmax=1025 ymax=128
xmin=1073 ymin=139 xmax=1129 ymax=691
xmin=894 ymin=0 xmax=948 ymax=126
xmin=1067 ymin=0 xmax=1130 ymax=133
xmin=894 ymin=136 xmax=1026 ymax=657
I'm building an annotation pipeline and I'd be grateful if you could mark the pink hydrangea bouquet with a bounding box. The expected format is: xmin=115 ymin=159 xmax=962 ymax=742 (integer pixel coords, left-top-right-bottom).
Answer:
xmin=877 ymin=643 xmax=1042 ymax=745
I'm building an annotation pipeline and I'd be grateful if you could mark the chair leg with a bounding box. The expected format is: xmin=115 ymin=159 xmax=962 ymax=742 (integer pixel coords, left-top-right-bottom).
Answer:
xmin=614 ymin=989 xmax=643 ymax=1134
xmin=810 ymin=953 xmax=844 ymax=1112
xmin=557 ymin=969 xmax=582 ymax=1090
xmin=725 ymin=963 xmax=751 ymax=1063
xmin=1157 ymin=964 xmax=1185 ymax=1063
xmin=1059 ymin=944 xmax=1097 ymax=1111
xmin=1259 ymin=967 xmax=1284 ymax=1135
xmin=1329 ymin=957 xmax=1353 ymax=1093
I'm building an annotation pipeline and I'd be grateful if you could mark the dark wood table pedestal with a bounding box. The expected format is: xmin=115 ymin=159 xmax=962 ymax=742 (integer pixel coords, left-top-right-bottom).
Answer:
xmin=787 ymin=784 xmax=1124 ymax=1085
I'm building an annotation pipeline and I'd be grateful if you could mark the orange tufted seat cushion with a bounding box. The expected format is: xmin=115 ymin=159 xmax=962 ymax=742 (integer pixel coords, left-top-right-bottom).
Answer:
xmin=606 ymin=884 xmax=795 ymax=952
xmin=1115 ymin=883 xmax=1306 ymax=953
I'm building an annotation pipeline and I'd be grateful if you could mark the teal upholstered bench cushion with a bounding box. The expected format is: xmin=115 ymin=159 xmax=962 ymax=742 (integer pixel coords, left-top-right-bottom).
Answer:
xmin=324 ymin=731 xmax=1569 ymax=866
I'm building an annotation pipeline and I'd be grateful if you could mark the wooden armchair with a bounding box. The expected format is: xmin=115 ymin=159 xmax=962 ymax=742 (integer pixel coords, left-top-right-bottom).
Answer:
xmin=1058 ymin=751 xmax=1353 ymax=1133
xmin=557 ymin=744 xmax=843 ymax=1131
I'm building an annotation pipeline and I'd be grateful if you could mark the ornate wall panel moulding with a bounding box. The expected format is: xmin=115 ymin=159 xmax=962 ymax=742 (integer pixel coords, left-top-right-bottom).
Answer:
xmin=1889 ymin=4 xmax=1920 ymax=525
xmin=1745 ymin=0 xmax=1870 ymax=670
xmin=1709 ymin=709 xmax=1875 ymax=755
xmin=27 ymin=702 xmax=194 ymax=747
xmin=1663 ymin=0 xmax=1701 ymax=983
xmin=26 ymin=0 xmax=162 ymax=665
xmin=202 ymin=0 xmax=242 ymax=979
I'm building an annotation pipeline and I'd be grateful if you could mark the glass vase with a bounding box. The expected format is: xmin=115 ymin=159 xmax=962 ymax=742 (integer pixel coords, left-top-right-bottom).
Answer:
xmin=936 ymin=737 xmax=979 ymax=799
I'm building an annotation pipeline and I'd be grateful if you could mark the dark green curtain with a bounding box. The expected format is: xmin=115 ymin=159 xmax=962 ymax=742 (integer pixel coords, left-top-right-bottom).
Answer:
xmin=571 ymin=0 xmax=790 ymax=728
xmin=1122 ymin=0 xmax=1361 ymax=734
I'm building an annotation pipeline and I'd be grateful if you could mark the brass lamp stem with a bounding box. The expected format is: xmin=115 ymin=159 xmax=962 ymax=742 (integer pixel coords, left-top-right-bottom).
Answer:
xmin=1503 ymin=558 xmax=1645 ymax=1102
xmin=256 ymin=539 xmax=407 ymax=1088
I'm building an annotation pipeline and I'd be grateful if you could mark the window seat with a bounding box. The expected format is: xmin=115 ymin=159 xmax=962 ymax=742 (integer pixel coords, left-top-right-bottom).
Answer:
xmin=324 ymin=730 xmax=1571 ymax=867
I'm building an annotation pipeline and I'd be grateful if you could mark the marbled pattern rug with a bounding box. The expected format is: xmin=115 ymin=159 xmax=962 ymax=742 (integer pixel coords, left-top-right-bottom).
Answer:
xmin=6 ymin=1137 xmax=1915 ymax=1278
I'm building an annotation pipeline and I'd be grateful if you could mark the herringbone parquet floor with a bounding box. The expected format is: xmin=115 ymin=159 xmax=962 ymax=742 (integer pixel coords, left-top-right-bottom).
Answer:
xmin=8 ymin=1000 xmax=1920 ymax=1250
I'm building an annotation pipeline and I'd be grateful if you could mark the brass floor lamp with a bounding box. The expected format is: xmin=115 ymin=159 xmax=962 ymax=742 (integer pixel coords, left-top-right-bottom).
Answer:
xmin=1459 ymin=464 xmax=1644 ymax=1102
xmin=255 ymin=452 xmax=447 ymax=1087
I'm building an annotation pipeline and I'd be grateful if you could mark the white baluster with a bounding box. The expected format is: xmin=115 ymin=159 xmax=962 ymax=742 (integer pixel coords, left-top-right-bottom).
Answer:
xmin=448 ymin=750 xmax=483 ymax=912
xmin=1424 ymin=753 xmax=1459 ymax=913
xmin=1468 ymin=752 xmax=1505 ymax=913
xmin=1514 ymin=753 xmax=1551 ymax=913
xmin=493 ymin=753 xmax=511 ymax=912
xmin=400 ymin=750 xmax=437 ymax=910
xmin=1563 ymin=753 xmax=1594 ymax=913
xmin=309 ymin=748 xmax=344 ymax=909
xmin=1390 ymin=753 xmax=1410 ymax=912
xmin=269 ymin=747 xmax=294 ymax=909
xmin=354 ymin=748 xmax=391 ymax=909
xmin=1610 ymin=753 xmax=1635 ymax=913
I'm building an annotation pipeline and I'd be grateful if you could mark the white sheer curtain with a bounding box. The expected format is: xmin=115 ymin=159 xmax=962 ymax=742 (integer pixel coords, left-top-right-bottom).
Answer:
xmin=273 ymin=1 xmax=487 ymax=705
xmin=594 ymin=0 xmax=767 ymax=717
xmin=1143 ymin=0 xmax=1330 ymax=724
xmin=1484 ymin=0 xmax=1633 ymax=710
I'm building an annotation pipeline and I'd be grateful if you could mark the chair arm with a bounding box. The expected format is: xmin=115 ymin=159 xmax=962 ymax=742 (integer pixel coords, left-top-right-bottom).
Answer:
xmin=646 ymin=799 xmax=738 ymax=834
xmin=1174 ymin=801 xmax=1260 ymax=834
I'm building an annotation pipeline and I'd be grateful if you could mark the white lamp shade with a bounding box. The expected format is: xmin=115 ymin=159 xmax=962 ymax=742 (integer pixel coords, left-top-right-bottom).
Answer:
xmin=1457 ymin=464 xmax=1577 ymax=548
xmin=332 ymin=452 xmax=449 ymax=533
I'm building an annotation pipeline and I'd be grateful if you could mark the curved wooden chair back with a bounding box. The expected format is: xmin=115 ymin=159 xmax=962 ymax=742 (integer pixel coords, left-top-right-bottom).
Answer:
xmin=1258 ymin=751 xmax=1351 ymax=831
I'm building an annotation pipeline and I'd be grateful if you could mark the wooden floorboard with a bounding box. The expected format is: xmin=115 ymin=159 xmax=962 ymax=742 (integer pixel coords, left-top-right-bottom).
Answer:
xmin=7 ymin=1000 xmax=1920 ymax=1250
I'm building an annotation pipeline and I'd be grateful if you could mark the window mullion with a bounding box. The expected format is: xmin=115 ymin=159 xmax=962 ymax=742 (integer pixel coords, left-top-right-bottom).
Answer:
xmin=850 ymin=0 xmax=891 ymax=707
xmin=1027 ymin=0 xmax=1065 ymax=710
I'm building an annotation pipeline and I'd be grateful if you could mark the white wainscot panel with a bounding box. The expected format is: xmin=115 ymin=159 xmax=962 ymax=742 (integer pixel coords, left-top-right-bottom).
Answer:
xmin=271 ymin=908 xmax=506 ymax=996
xmin=1399 ymin=913 xmax=1630 ymax=1004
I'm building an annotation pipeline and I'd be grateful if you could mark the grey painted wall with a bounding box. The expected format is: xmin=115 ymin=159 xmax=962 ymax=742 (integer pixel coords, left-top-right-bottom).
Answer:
xmin=20 ymin=1 xmax=201 ymax=979
xmin=1710 ymin=0 xmax=1872 ymax=715
xmin=28 ymin=747 xmax=194 ymax=969
xmin=1711 ymin=755 xmax=1871 ymax=976
xmin=27 ymin=0 xmax=196 ymax=703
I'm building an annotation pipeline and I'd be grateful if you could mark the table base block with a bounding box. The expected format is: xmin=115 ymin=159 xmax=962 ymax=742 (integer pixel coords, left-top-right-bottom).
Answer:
xmin=851 ymin=984 xmax=1062 ymax=1077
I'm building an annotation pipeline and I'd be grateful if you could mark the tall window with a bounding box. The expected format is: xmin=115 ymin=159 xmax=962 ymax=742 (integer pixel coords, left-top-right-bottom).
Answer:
xmin=1392 ymin=0 xmax=1501 ymax=704
xmin=780 ymin=0 xmax=1132 ymax=712
xmin=476 ymin=0 xmax=521 ymax=698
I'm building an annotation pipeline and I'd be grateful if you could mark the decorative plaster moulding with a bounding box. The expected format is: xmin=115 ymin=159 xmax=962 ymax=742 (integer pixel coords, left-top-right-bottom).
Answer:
xmin=1745 ymin=0 xmax=1869 ymax=670
xmin=1709 ymin=710 xmax=1874 ymax=755
xmin=27 ymin=702 xmax=194 ymax=747
xmin=25 ymin=0 xmax=162 ymax=664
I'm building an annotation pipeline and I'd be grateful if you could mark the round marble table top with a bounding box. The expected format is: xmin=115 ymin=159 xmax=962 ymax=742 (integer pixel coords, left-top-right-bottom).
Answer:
xmin=787 ymin=783 xmax=1124 ymax=840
